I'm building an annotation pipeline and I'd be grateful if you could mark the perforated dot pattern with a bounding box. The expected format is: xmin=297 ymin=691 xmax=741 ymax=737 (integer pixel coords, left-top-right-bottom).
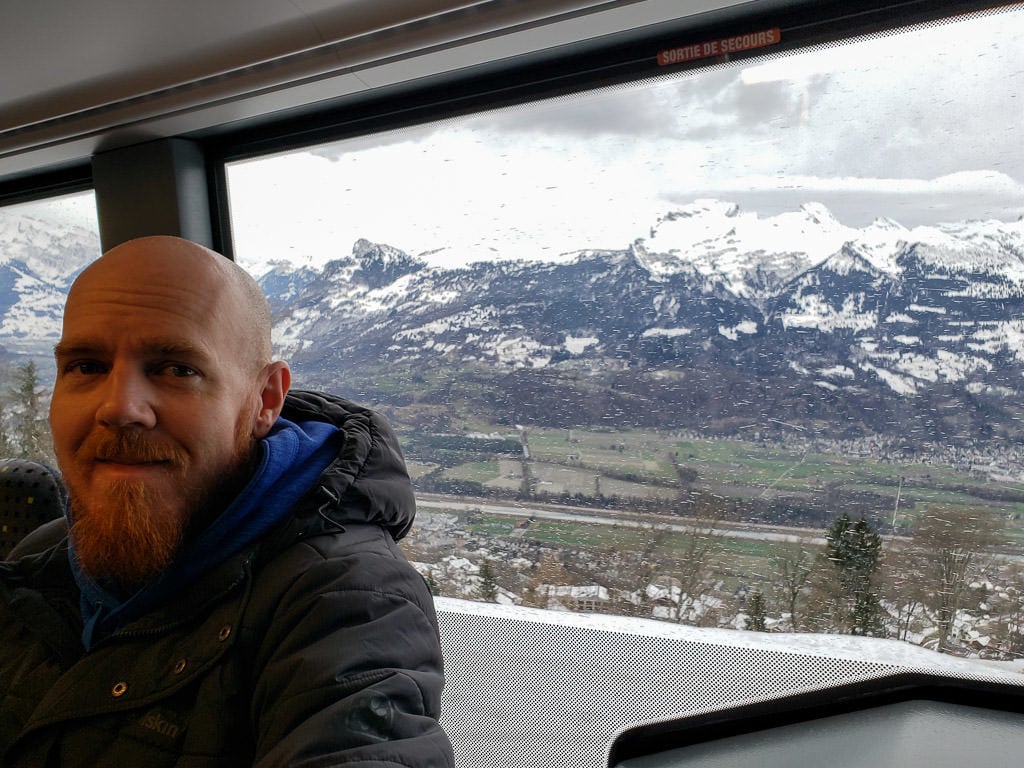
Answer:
xmin=0 ymin=459 xmax=65 ymax=556
xmin=436 ymin=605 xmax=1013 ymax=768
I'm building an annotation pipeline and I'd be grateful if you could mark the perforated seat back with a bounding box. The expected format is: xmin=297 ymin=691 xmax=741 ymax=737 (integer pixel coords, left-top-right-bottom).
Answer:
xmin=0 ymin=459 xmax=66 ymax=557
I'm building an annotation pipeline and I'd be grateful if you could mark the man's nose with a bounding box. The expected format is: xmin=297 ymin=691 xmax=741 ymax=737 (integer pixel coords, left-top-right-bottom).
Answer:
xmin=95 ymin=367 xmax=158 ymax=429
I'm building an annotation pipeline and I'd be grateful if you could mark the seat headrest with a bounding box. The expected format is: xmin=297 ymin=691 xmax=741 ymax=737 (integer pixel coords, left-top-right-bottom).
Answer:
xmin=0 ymin=459 xmax=66 ymax=557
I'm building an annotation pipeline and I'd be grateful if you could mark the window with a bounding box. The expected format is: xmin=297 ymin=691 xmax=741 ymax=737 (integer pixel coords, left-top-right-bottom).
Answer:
xmin=226 ymin=10 xmax=1024 ymax=765
xmin=0 ymin=191 xmax=100 ymax=463
xmin=226 ymin=1 xmax=1024 ymax=668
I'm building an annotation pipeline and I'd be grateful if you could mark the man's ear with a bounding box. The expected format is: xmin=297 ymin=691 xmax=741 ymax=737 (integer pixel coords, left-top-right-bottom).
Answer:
xmin=252 ymin=361 xmax=291 ymax=439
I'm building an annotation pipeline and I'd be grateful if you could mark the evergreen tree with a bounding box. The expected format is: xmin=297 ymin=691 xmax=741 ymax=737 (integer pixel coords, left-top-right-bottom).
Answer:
xmin=825 ymin=512 xmax=884 ymax=636
xmin=0 ymin=408 xmax=12 ymax=458
xmin=11 ymin=361 xmax=52 ymax=463
xmin=426 ymin=572 xmax=441 ymax=597
xmin=745 ymin=590 xmax=768 ymax=632
xmin=478 ymin=559 xmax=499 ymax=602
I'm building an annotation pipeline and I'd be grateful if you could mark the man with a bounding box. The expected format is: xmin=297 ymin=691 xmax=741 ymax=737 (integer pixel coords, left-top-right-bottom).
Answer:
xmin=0 ymin=236 xmax=454 ymax=766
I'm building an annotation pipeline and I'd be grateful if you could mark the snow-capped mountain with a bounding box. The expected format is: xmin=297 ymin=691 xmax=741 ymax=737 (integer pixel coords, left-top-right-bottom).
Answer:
xmin=4 ymin=200 xmax=1024 ymax=443
xmin=259 ymin=202 xmax=1024 ymax=440
xmin=0 ymin=209 xmax=99 ymax=355
xmin=636 ymin=200 xmax=857 ymax=301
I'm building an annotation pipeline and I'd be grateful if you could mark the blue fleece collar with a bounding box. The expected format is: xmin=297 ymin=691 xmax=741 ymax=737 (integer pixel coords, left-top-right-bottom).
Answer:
xmin=71 ymin=418 xmax=340 ymax=650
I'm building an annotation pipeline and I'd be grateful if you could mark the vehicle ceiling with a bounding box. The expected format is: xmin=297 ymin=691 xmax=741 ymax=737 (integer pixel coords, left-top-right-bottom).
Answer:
xmin=0 ymin=0 xmax=757 ymax=182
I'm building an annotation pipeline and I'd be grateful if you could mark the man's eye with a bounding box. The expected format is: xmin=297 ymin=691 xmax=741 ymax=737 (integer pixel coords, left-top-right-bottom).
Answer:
xmin=161 ymin=364 xmax=199 ymax=378
xmin=66 ymin=361 xmax=106 ymax=376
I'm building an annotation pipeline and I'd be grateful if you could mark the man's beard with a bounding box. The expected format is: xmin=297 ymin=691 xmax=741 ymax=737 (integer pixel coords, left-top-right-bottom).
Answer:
xmin=68 ymin=423 xmax=256 ymax=591
xmin=70 ymin=477 xmax=184 ymax=589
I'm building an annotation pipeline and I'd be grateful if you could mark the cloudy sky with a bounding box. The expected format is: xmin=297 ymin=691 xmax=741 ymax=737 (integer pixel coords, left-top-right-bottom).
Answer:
xmin=226 ymin=7 xmax=1023 ymax=274
xmin=23 ymin=7 xmax=1022 ymax=275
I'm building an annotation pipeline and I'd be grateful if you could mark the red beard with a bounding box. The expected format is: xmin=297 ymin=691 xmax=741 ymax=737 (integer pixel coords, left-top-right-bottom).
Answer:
xmin=71 ymin=478 xmax=185 ymax=588
xmin=67 ymin=426 xmax=255 ymax=590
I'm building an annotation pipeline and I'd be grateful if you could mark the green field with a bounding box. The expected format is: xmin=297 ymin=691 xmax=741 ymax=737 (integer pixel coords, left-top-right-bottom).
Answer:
xmin=412 ymin=422 xmax=1024 ymax=548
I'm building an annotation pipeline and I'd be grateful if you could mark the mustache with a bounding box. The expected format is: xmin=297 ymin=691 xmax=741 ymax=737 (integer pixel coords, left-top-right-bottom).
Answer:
xmin=86 ymin=430 xmax=187 ymax=467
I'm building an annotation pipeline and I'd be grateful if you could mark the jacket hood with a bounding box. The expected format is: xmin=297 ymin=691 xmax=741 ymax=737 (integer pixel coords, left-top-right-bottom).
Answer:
xmin=281 ymin=390 xmax=417 ymax=541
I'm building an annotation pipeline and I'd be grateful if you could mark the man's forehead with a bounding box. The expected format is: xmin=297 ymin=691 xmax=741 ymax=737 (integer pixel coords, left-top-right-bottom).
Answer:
xmin=70 ymin=238 xmax=234 ymax=306
xmin=63 ymin=238 xmax=267 ymax=367
xmin=58 ymin=277 xmax=235 ymax=367
xmin=63 ymin=260 xmax=236 ymax=336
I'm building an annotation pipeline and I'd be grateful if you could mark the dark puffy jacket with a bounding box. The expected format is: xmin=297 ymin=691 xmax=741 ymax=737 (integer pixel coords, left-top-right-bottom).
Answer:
xmin=0 ymin=391 xmax=454 ymax=767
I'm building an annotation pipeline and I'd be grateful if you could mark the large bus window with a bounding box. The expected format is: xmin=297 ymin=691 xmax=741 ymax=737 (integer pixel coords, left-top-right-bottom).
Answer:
xmin=0 ymin=192 xmax=100 ymax=463
xmin=226 ymin=4 xmax=1024 ymax=664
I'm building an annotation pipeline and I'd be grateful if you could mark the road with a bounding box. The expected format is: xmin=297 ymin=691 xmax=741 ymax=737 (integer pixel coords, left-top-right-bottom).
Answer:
xmin=416 ymin=494 xmax=829 ymax=545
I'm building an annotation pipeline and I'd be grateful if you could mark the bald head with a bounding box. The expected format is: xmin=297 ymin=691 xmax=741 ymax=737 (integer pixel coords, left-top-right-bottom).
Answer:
xmin=68 ymin=236 xmax=273 ymax=373
xmin=51 ymin=235 xmax=291 ymax=587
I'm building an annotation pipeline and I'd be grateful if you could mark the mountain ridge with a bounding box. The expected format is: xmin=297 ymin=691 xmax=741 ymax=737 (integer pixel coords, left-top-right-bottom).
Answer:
xmin=4 ymin=201 xmax=1024 ymax=443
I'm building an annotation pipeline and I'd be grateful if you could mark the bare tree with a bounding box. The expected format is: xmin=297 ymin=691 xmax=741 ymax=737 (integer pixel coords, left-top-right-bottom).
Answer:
xmin=999 ymin=583 xmax=1024 ymax=659
xmin=524 ymin=552 xmax=570 ymax=609
xmin=984 ymin=562 xmax=1024 ymax=660
xmin=881 ymin=541 xmax=929 ymax=642
xmin=771 ymin=539 xmax=817 ymax=631
xmin=607 ymin=494 xmax=725 ymax=624
xmin=912 ymin=507 xmax=1001 ymax=653
xmin=671 ymin=494 xmax=725 ymax=625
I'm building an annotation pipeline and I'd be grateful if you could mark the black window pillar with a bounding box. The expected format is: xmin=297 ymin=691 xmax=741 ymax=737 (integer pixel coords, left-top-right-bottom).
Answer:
xmin=92 ymin=138 xmax=213 ymax=252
